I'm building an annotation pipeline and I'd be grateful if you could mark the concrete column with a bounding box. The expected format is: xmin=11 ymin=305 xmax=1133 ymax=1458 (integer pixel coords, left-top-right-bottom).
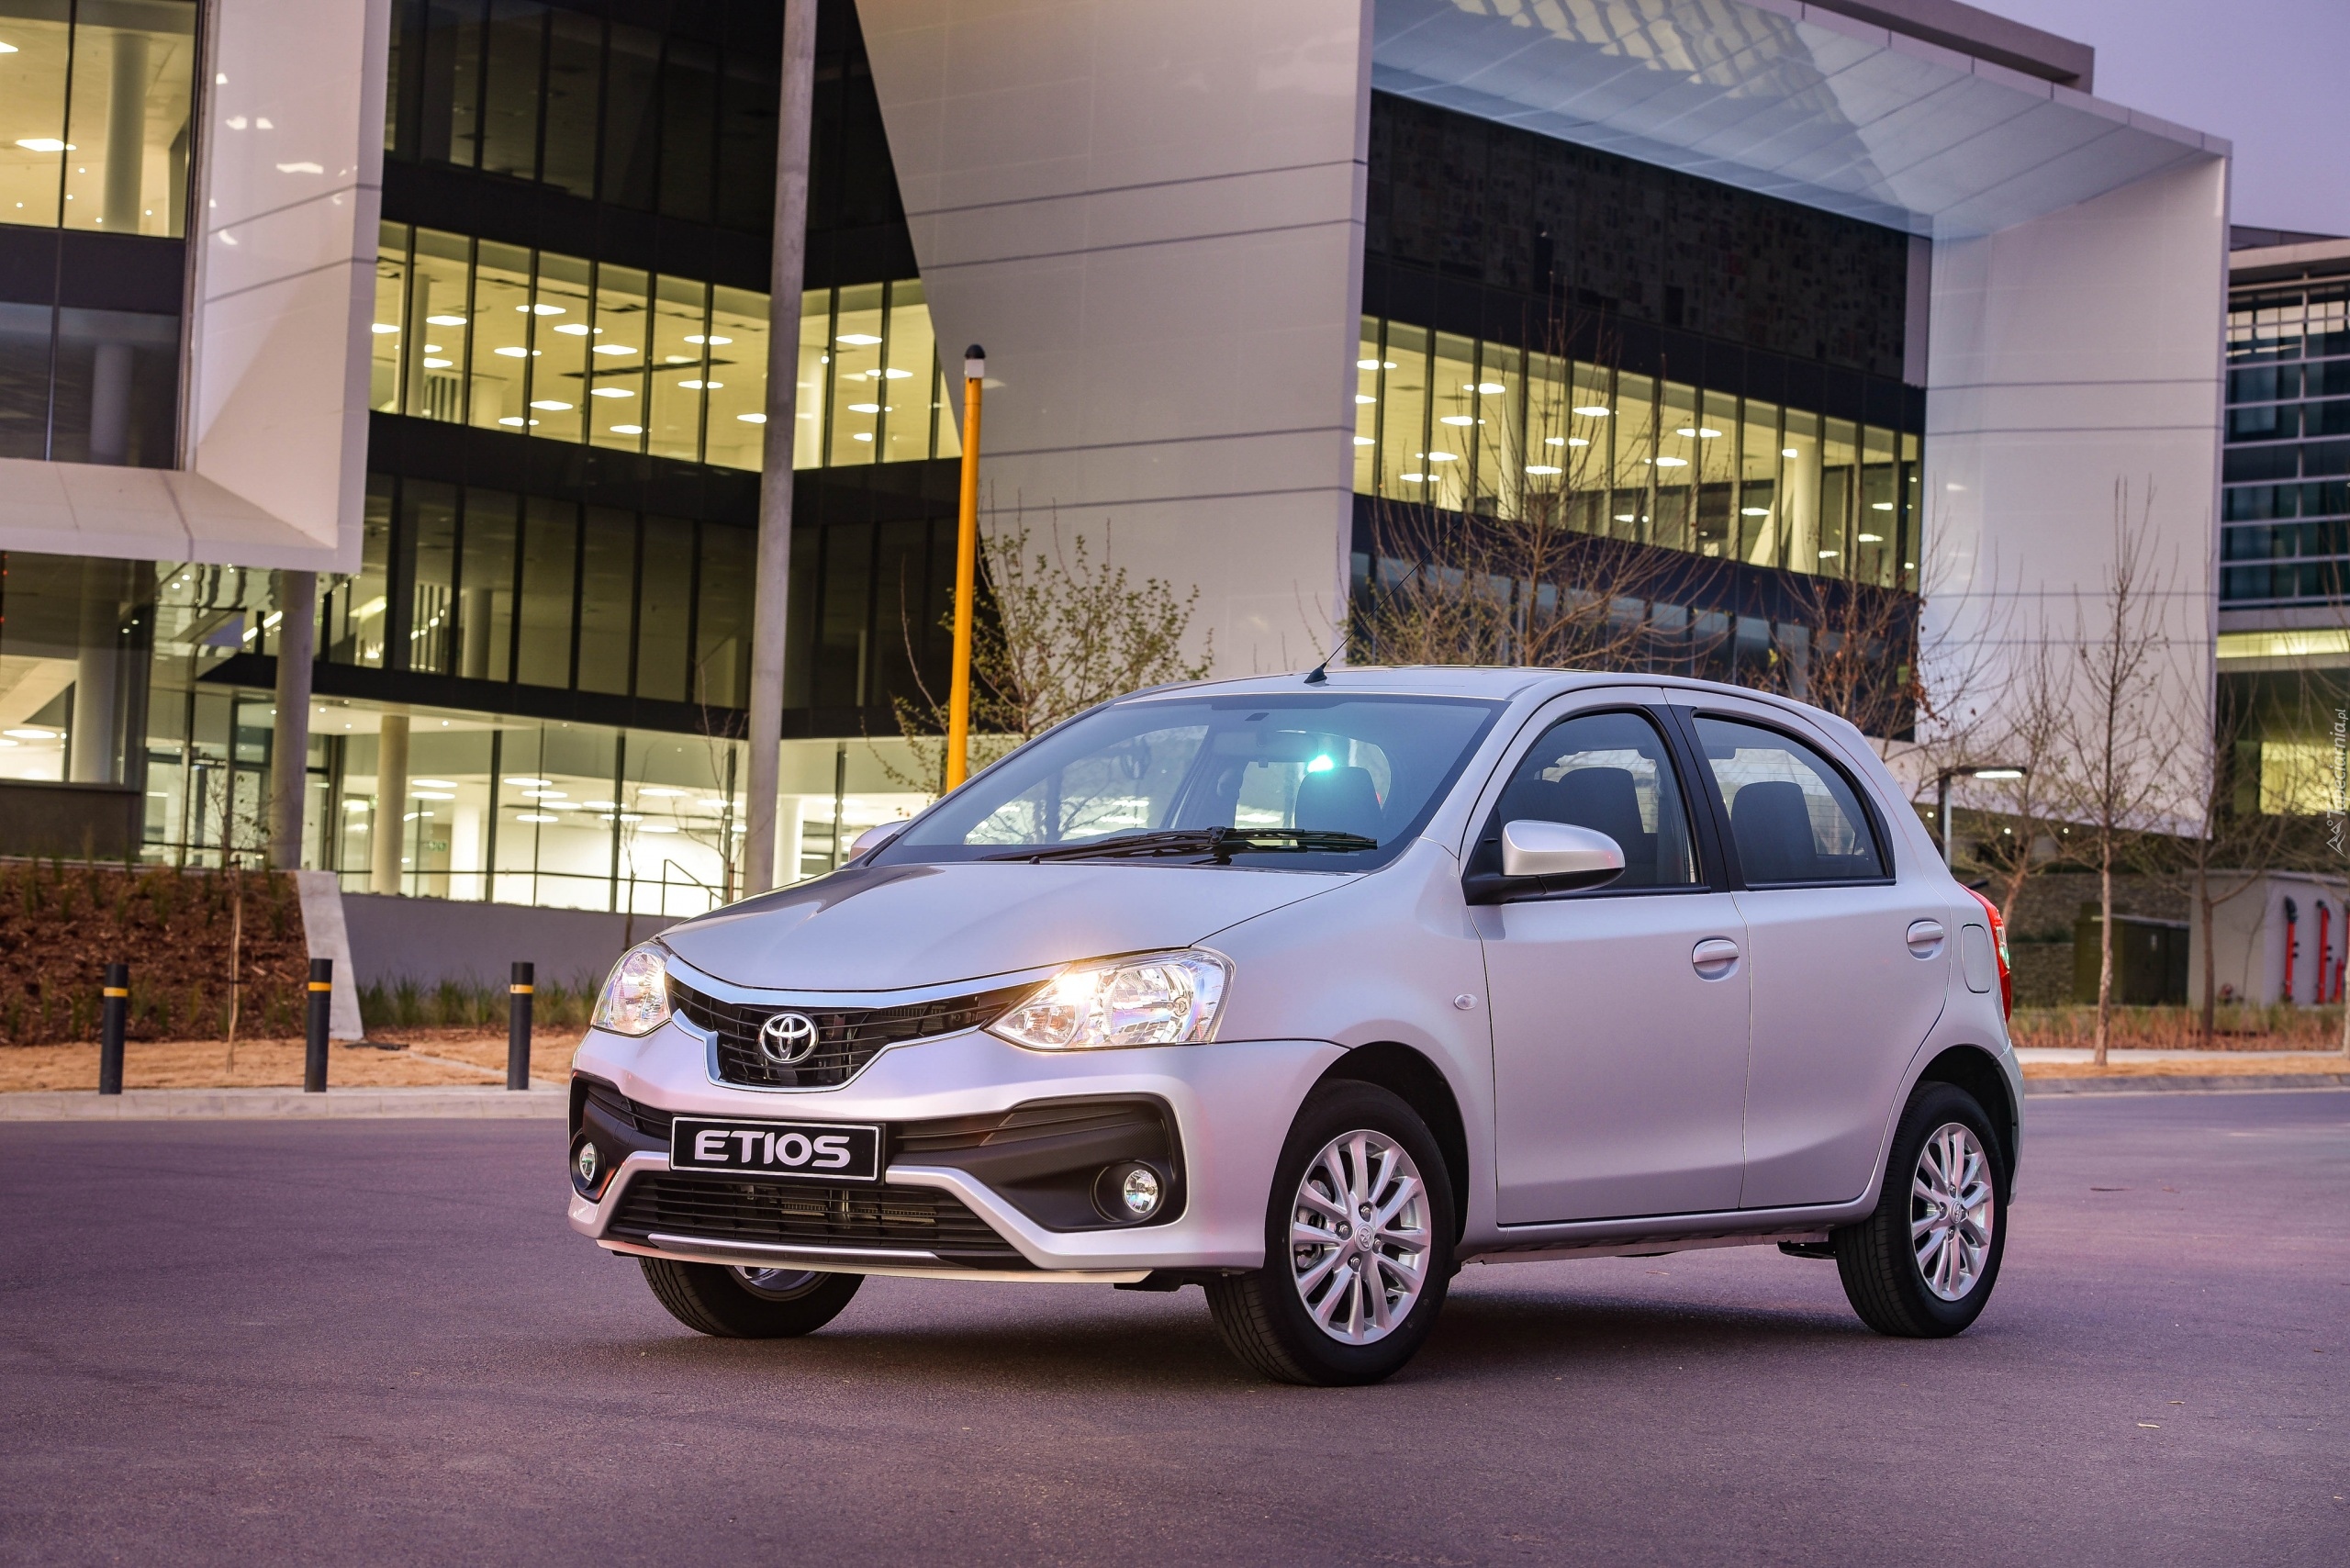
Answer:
xmin=371 ymin=706 xmax=410 ymax=894
xmin=88 ymin=341 xmax=133 ymax=465
xmin=270 ymin=571 xmax=318 ymax=869
xmin=104 ymin=30 xmax=151 ymax=232
xmin=69 ymin=564 xmax=120 ymax=785
xmin=742 ymin=0 xmax=818 ymax=895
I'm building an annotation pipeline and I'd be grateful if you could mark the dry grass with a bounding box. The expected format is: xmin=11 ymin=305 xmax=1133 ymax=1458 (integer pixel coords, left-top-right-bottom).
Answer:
xmin=2009 ymin=1004 xmax=2349 ymax=1053
xmin=0 ymin=1029 xmax=579 ymax=1092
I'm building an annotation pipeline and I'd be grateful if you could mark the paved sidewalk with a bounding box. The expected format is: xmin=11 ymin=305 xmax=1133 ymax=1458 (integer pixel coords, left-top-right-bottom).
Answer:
xmin=0 ymin=1085 xmax=567 ymax=1121
xmin=2016 ymin=1046 xmax=2349 ymax=1095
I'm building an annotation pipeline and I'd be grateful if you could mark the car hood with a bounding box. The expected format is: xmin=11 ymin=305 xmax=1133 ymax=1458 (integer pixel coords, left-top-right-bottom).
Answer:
xmin=658 ymin=860 xmax=1355 ymax=991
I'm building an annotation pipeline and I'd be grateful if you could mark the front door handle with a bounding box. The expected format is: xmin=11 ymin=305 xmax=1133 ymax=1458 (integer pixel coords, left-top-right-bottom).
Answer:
xmin=1692 ymin=936 xmax=1740 ymax=979
xmin=1907 ymin=919 xmax=1947 ymax=958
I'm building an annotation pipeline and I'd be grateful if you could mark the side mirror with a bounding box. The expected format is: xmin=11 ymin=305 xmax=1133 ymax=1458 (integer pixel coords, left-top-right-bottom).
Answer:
xmin=1462 ymin=819 xmax=1624 ymax=902
xmin=847 ymin=819 xmax=912 ymax=860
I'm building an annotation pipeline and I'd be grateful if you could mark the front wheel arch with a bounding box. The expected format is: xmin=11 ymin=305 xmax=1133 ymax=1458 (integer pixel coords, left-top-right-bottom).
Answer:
xmin=1317 ymin=1042 xmax=1470 ymax=1240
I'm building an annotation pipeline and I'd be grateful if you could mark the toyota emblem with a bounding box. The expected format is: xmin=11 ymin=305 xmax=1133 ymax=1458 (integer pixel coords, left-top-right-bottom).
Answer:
xmin=756 ymin=1011 xmax=820 ymax=1065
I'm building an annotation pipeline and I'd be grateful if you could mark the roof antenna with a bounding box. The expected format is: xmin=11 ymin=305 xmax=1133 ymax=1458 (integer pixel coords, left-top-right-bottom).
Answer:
xmin=1303 ymin=639 xmax=1340 ymax=686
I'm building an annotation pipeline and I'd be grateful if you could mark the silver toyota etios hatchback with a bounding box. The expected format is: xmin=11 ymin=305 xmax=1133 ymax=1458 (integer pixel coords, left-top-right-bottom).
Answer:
xmin=569 ymin=668 xmax=2020 ymax=1385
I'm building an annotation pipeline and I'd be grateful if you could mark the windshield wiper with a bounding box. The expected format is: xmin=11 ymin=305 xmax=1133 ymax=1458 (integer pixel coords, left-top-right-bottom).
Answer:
xmin=987 ymin=827 xmax=1379 ymax=864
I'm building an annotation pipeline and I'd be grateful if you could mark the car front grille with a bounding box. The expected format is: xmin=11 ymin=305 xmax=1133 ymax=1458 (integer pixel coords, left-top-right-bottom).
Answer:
xmin=607 ymin=1172 xmax=1030 ymax=1268
xmin=670 ymin=978 xmax=1039 ymax=1088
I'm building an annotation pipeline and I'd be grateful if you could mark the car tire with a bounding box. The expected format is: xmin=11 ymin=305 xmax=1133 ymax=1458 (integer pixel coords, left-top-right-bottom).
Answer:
xmin=1205 ymin=1081 xmax=1456 ymax=1386
xmin=638 ymin=1259 xmax=863 ymax=1338
xmin=1834 ymin=1081 xmax=2008 ymax=1338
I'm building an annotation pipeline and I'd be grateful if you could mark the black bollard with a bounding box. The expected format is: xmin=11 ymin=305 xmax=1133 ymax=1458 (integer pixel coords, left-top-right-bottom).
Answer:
xmin=97 ymin=963 xmax=129 ymax=1095
xmin=508 ymin=961 xmax=534 ymax=1091
xmin=304 ymin=958 xmax=332 ymax=1093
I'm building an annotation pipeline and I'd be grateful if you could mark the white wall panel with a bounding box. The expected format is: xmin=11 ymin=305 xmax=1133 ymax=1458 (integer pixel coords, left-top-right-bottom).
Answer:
xmin=1919 ymin=154 xmax=2227 ymax=823
xmin=183 ymin=0 xmax=389 ymax=570
xmin=0 ymin=0 xmax=386 ymax=570
xmin=857 ymin=0 xmax=1374 ymax=675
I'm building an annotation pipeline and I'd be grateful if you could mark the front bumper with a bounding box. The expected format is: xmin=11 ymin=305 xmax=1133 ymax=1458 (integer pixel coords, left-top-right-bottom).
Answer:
xmin=568 ymin=1018 xmax=1342 ymax=1279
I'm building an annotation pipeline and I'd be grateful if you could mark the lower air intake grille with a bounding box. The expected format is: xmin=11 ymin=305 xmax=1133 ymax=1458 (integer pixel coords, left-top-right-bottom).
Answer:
xmin=671 ymin=979 xmax=1038 ymax=1088
xmin=608 ymin=1173 xmax=1030 ymax=1268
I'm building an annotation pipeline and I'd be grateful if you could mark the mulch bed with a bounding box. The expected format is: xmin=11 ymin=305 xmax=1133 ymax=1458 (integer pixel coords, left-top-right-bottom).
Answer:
xmin=0 ymin=862 xmax=310 ymax=1046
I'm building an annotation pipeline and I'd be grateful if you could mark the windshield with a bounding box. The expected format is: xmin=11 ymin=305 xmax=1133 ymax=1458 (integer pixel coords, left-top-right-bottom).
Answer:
xmin=875 ymin=693 xmax=1504 ymax=868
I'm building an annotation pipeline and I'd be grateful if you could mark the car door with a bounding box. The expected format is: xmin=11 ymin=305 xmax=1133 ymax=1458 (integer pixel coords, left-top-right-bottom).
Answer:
xmin=1671 ymin=702 xmax=1953 ymax=1210
xmin=1472 ymin=700 xmax=1751 ymax=1225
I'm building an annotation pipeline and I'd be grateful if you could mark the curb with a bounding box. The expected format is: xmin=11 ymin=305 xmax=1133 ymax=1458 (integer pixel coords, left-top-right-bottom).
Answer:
xmin=2024 ymin=1072 xmax=2350 ymax=1097
xmin=0 ymin=1086 xmax=569 ymax=1121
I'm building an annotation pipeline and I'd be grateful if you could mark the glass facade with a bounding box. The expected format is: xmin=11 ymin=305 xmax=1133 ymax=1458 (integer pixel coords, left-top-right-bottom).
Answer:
xmin=372 ymin=221 xmax=957 ymax=472
xmin=0 ymin=1 xmax=197 ymax=238
xmin=2221 ymin=279 xmax=2350 ymax=606
xmin=0 ymin=0 xmax=195 ymax=466
xmin=0 ymin=549 xmax=151 ymax=785
xmin=1352 ymin=317 xmax=1921 ymax=589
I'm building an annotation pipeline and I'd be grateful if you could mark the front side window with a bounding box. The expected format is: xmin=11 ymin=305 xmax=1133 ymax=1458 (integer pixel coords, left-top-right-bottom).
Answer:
xmin=1693 ymin=715 xmax=1883 ymax=883
xmin=1474 ymin=710 xmax=1698 ymax=890
xmin=878 ymin=694 xmax=1504 ymax=868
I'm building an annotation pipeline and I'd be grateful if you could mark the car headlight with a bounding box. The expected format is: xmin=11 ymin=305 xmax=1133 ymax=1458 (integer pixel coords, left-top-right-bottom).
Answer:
xmin=988 ymin=949 xmax=1230 ymax=1050
xmin=593 ymin=946 xmax=672 ymax=1036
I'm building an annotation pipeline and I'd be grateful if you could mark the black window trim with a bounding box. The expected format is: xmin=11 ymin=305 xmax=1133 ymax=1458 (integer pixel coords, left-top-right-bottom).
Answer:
xmin=1662 ymin=704 xmax=1897 ymax=892
xmin=1462 ymin=702 xmax=1726 ymax=905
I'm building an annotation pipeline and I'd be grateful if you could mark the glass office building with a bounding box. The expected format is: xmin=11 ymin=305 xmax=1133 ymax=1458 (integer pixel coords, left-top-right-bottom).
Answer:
xmin=3 ymin=0 xmax=2224 ymax=913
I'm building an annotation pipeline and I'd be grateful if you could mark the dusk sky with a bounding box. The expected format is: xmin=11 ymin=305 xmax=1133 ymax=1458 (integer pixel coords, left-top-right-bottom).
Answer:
xmin=1986 ymin=0 xmax=2350 ymax=236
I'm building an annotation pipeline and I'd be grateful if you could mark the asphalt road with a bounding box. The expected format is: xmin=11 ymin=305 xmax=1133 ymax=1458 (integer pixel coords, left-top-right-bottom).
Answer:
xmin=4 ymin=1092 xmax=2344 ymax=1567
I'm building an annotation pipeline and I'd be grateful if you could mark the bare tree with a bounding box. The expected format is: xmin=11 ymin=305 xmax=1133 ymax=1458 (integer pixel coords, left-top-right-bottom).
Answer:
xmin=892 ymin=510 xmax=1214 ymax=789
xmin=2061 ymin=483 xmax=2182 ymax=1066
xmin=1972 ymin=635 xmax=2075 ymax=927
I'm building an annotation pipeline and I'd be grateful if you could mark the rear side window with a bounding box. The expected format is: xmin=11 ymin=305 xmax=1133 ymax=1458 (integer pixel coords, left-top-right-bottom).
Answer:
xmin=1482 ymin=710 xmax=1698 ymax=890
xmin=1693 ymin=715 xmax=1884 ymax=884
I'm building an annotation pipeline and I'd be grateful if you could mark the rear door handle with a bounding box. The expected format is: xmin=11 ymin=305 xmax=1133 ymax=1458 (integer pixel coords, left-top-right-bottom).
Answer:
xmin=1692 ymin=936 xmax=1740 ymax=979
xmin=1907 ymin=919 xmax=1947 ymax=958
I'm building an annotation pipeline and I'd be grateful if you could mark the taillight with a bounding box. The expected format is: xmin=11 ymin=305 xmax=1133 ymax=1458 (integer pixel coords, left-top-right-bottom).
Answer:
xmin=1963 ymin=885 xmax=2012 ymax=1018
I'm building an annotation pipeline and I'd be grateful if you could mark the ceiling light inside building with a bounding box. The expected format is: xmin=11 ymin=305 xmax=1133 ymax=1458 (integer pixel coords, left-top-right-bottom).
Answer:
xmin=504 ymin=777 xmax=552 ymax=787
xmin=553 ymin=323 xmax=589 ymax=335
xmin=1400 ymin=473 xmax=1429 ymax=482
xmin=1858 ymin=532 xmax=1883 ymax=543
xmin=421 ymin=357 xmax=451 ymax=368
xmin=1352 ymin=436 xmax=1373 ymax=445
xmin=526 ymin=303 xmax=565 ymax=315
xmin=1818 ymin=549 xmax=1840 ymax=558
xmin=1472 ymin=382 xmax=1504 ymax=395
xmin=851 ymin=431 xmax=873 ymax=441
xmin=1423 ymin=452 xmax=1459 ymax=462
xmin=1675 ymin=426 xmax=1721 ymax=438
xmin=529 ymin=399 xmax=573 ymax=410
xmin=610 ymin=423 xmax=643 ymax=434
xmin=371 ymin=322 xmax=398 ymax=334
xmin=589 ymin=386 xmax=632 ymax=398
xmin=1572 ymin=406 xmax=1610 ymax=417
xmin=1653 ymin=455 xmax=1688 ymax=467
xmin=427 ymin=314 xmax=466 ymax=326
xmin=5 ymin=727 xmax=54 ymax=740
xmin=1740 ymin=507 xmax=1770 ymax=516
xmin=1782 ymin=447 xmax=1799 ymax=457
xmin=16 ymin=139 xmax=69 ymax=152
xmin=680 ymin=379 xmax=720 ymax=390
xmin=684 ymin=334 xmax=733 ymax=345
xmin=737 ymin=412 xmax=766 ymax=423
xmin=1525 ymin=465 xmax=1561 ymax=476
xmin=495 ymin=346 xmax=528 ymax=358
xmin=1871 ymin=501 xmax=1894 ymax=510
xmin=516 ymin=812 xmax=557 ymax=823
xmin=1355 ymin=394 xmax=1376 ymax=404
xmin=592 ymin=343 xmax=634 ymax=354
xmin=1357 ymin=359 xmax=1397 ymax=370
xmin=1438 ymin=415 xmax=1474 ymax=426
xmin=848 ymin=402 xmax=882 ymax=413
xmin=836 ymin=333 xmax=882 ymax=345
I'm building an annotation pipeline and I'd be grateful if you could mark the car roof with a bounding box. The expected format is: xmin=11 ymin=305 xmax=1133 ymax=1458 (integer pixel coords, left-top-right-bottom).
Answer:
xmin=1118 ymin=665 xmax=1836 ymax=724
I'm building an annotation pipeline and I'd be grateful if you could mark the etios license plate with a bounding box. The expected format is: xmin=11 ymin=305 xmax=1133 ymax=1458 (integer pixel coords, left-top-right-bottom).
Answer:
xmin=669 ymin=1117 xmax=883 ymax=1183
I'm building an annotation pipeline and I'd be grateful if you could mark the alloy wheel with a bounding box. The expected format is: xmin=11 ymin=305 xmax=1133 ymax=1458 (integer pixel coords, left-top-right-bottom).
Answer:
xmin=1287 ymin=1129 xmax=1431 ymax=1344
xmin=732 ymin=1265 xmax=826 ymax=1301
xmin=1910 ymin=1122 xmax=1995 ymax=1302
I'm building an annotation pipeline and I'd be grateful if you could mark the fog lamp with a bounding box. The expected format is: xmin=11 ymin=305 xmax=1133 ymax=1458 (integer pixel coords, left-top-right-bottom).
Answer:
xmin=1118 ymin=1164 xmax=1162 ymax=1219
xmin=573 ymin=1138 xmax=601 ymax=1192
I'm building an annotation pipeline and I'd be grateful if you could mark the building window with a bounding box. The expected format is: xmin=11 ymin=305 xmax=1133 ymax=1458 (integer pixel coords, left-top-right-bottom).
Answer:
xmin=0 ymin=2 xmax=197 ymax=238
xmin=2221 ymin=282 xmax=2350 ymax=607
xmin=372 ymin=220 xmax=953 ymax=473
xmin=1351 ymin=316 xmax=1921 ymax=589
